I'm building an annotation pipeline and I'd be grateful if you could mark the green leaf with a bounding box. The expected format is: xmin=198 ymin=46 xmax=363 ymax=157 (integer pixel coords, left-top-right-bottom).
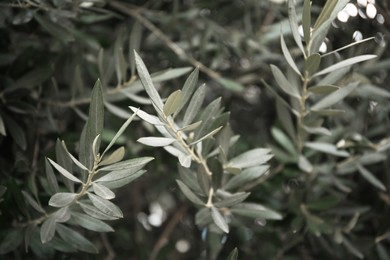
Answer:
xmin=271 ymin=65 xmax=300 ymax=98
xmin=227 ymin=248 xmax=238 ymax=260
xmin=137 ymin=137 xmax=176 ymax=147
xmin=305 ymin=142 xmax=349 ymax=157
xmin=314 ymin=55 xmax=376 ymax=77
xmin=11 ymin=64 xmax=53 ymax=90
xmin=176 ymin=180 xmax=205 ymax=205
xmin=99 ymin=146 xmax=125 ymax=166
xmin=357 ymin=164 xmax=386 ymax=191
xmin=92 ymin=183 xmax=115 ymax=200
xmin=48 ymin=193 xmax=77 ymax=208
xmin=298 ymin=155 xmax=313 ymax=173
xmin=311 ymin=109 xmax=345 ymax=116
xmin=182 ymin=84 xmax=206 ymax=126
xmin=47 ymin=158 xmax=82 ymax=183
xmin=231 ymin=203 xmax=282 ymax=220
xmin=343 ymin=237 xmax=364 ymax=259
xmin=134 ymin=51 xmax=164 ymax=110
xmin=45 ymin=159 xmax=59 ymax=195
xmin=195 ymin=207 xmax=212 ymax=225
xmin=280 ymin=32 xmax=301 ymax=76
xmin=194 ymin=97 xmax=222 ymax=140
xmin=98 ymin=157 xmax=153 ymax=172
xmin=40 ymin=217 xmax=56 ymax=244
xmin=2 ymin=115 xmax=26 ymax=150
xmin=308 ymin=85 xmax=339 ymax=94
xmin=61 ymin=141 xmax=89 ymax=171
xmin=307 ymin=196 xmax=340 ymax=210
xmin=179 ymin=121 xmax=202 ymax=132
xmin=303 ymin=125 xmax=331 ymax=136
xmin=79 ymin=202 xmax=118 ymax=220
xmin=151 ymin=67 xmax=192 ymax=82
xmin=52 ymin=207 xmax=71 ymax=223
xmin=163 ymin=90 xmax=182 ymax=116
xmin=288 ymin=0 xmax=305 ymax=54
xmin=179 ymin=166 xmax=204 ymax=195
xmin=104 ymin=101 xmax=132 ymax=119
xmin=0 ymin=228 xmax=24 ymax=254
xmin=56 ymin=139 xmax=74 ymax=191
xmin=115 ymin=47 xmax=126 ymax=85
xmin=129 ymin=106 xmax=163 ymax=125
xmin=0 ymin=115 xmax=5 ymax=136
xmin=98 ymin=170 xmax=146 ymax=189
xmin=175 ymin=68 xmax=199 ymax=116
xmin=276 ymin=99 xmax=295 ymax=140
xmin=129 ymin=21 xmax=142 ymax=76
xmin=71 ymin=212 xmax=114 ymax=232
xmin=305 ymin=54 xmax=321 ymax=76
xmin=271 ymin=127 xmax=296 ymax=156
xmin=217 ymin=78 xmax=245 ymax=92
xmin=179 ymin=154 xmax=192 ymax=168
xmin=228 ymin=148 xmax=272 ymax=169
xmin=358 ymin=152 xmax=387 ymax=165
xmin=224 ymin=166 xmax=269 ymax=190
xmin=302 ymin=0 xmax=311 ymax=44
xmin=22 ymin=191 xmax=45 ymax=214
xmin=311 ymin=83 xmax=357 ymax=111
xmin=190 ymin=126 xmax=223 ymax=145
xmin=211 ymin=207 xmax=229 ymax=233
xmin=214 ymin=192 xmax=250 ymax=208
xmin=56 ymin=224 xmax=98 ymax=254
xmin=87 ymin=193 xmax=123 ymax=218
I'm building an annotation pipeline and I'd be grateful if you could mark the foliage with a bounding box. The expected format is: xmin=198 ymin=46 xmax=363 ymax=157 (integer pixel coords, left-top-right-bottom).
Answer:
xmin=1 ymin=0 xmax=390 ymax=259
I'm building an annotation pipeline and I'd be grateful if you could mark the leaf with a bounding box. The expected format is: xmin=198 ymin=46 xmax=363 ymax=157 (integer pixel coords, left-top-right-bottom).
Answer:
xmin=305 ymin=54 xmax=321 ymax=76
xmin=311 ymin=109 xmax=345 ymax=116
xmin=87 ymin=192 xmax=123 ymax=218
xmin=182 ymin=84 xmax=206 ymax=126
xmin=211 ymin=207 xmax=229 ymax=233
xmin=214 ymin=192 xmax=250 ymax=208
xmin=357 ymin=164 xmax=386 ymax=191
xmin=0 ymin=228 xmax=24 ymax=254
xmin=98 ymin=157 xmax=154 ymax=172
xmin=92 ymin=183 xmax=115 ymax=200
xmin=52 ymin=207 xmax=71 ymax=223
xmin=61 ymin=141 xmax=89 ymax=171
xmin=99 ymin=146 xmax=125 ymax=166
xmin=231 ymin=203 xmax=282 ymax=220
xmin=175 ymin=68 xmax=199 ymax=116
xmin=271 ymin=65 xmax=300 ymax=98
xmin=190 ymin=126 xmax=223 ymax=145
xmin=280 ymin=32 xmax=301 ymax=76
xmin=276 ymin=99 xmax=295 ymax=140
xmin=307 ymin=196 xmax=340 ymax=210
xmin=228 ymin=148 xmax=273 ymax=169
xmin=303 ymin=125 xmax=332 ymax=136
xmin=2 ymin=115 xmax=26 ymax=150
xmin=48 ymin=193 xmax=77 ymax=208
xmin=227 ymin=248 xmax=238 ymax=260
xmin=308 ymin=85 xmax=339 ymax=94
xmin=129 ymin=106 xmax=163 ymax=125
xmin=224 ymin=166 xmax=269 ymax=191
xmin=194 ymin=97 xmax=222 ymax=140
xmin=22 ymin=191 xmax=45 ymax=214
xmin=271 ymin=127 xmax=296 ymax=156
xmin=79 ymin=202 xmax=118 ymax=220
xmin=134 ymin=51 xmax=164 ymax=110
xmin=343 ymin=237 xmax=364 ymax=259
xmin=305 ymin=142 xmax=349 ymax=157
xmin=179 ymin=121 xmax=202 ymax=132
xmin=176 ymin=180 xmax=205 ymax=205
xmin=115 ymin=47 xmax=126 ymax=85
xmin=314 ymin=55 xmax=376 ymax=77
xmin=71 ymin=212 xmax=114 ymax=232
xmin=288 ymin=0 xmax=305 ymax=54
xmin=0 ymin=115 xmax=5 ymax=136
xmin=104 ymin=101 xmax=132 ymax=119
xmin=302 ymin=0 xmax=311 ymax=44
xmin=40 ymin=217 xmax=56 ymax=244
xmin=137 ymin=137 xmax=176 ymax=147
xmin=33 ymin=13 xmax=74 ymax=43
xmin=56 ymin=224 xmax=98 ymax=254
xmin=44 ymin=159 xmax=59 ymax=195
xmin=164 ymin=90 xmax=182 ymax=116
xmin=298 ymin=155 xmax=313 ymax=173
xmin=98 ymin=170 xmax=146 ymax=189
xmin=129 ymin=21 xmax=142 ymax=76
xmin=217 ymin=78 xmax=245 ymax=92
xmin=47 ymin=158 xmax=82 ymax=183
xmin=311 ymin=83 xmax=357 ymax=111
xmin=179 ymin=154 xmax=192 ymax=168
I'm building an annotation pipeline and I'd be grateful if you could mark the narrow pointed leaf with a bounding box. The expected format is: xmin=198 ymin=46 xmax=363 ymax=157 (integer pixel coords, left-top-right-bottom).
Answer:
xmin=357 ymin=164 xmax=386 ymax=191
xmin=164 ymin=89 xmax=182 ymax=116
xmin=71 ymin=212 xmax=114 ymax=232
xmin=179 ymin=121 xmax=202 ymax=132
xmin=224 ymin=166 xmax=269 ymax=190
xmin=56 ymin=224 xmax=98 ymax=254
xmin=271 ymin=65 xmax=300 ymax=98
xmin=137 ymin=137 xmax=176 ymax=147
xmin=190 ymin=126 xmax=223 ymax=145
xmin=314 ymin=55 xmax=376 ymax=77
xmin=305 ymin=54 xmax=321 ymax=76
xmin=311 ymin=83 xmax=357 ymax=110
xmin=182 ymin=84 xmax=206 ymax=126
xmin=92 ymin=182 xmax=115 ymax=199
xmin=211 ymin=207 xmax=229 ymax=233
xmin=176 ymin=180 xmax=204 ymax=205
xmin=302 ymin=0 xmax=311 ymax=44
xmin=22 ymin=191 xmax=45 ymax=214
xmin=271 ymin=127 xmax=296 ymax=156
xmin=98 ymin=157 xmax=153 ymax=172
xmin=49 ymin=193 xmax=77 ymax=207
xmin=61 ymin=141 xmax=89 ymax=171
xmin=129 ymin=106 xmax=163 ymax=125
xmin=305 ymin=142 xmax=349 ymax=157
xmin=45 ymin=159 xmax=59 ymax=194
xmin=308 ymin=85 xmax=339 ymax=94
xmin=47 ymin=158 xmax=82 ymax=183
xmin=303 ymin=125 xmax=331 ymax=136
xmin=227 ymin=248 xmax=238 ymax=260
xmin=281 ymin=32 xmax=301 ymax=76
xmin=175 ymin=68 xmax=199 ymax=116
xmin=79 ymin=202 xmax=118 ymax=220
xmin=214 ymin=192 xmax=250 ymax=208
xmin=298 ymin=155 xmax=313 ymax=173
xmin=99 ymin=146 xmax=125 ymax=166
xmin=40 ymin=217 xmax=56 ymax=244
xmin=53 ymin=207 xmax=71 ymax=223
xmin=288 ymin=0 xmax=305 ymax=54
xmin=98 ymin=170 xmax=146 ymax=189
xmin=87 ymin=192 xmax=123 ymax=218
xmin=229 ymin=148 xmax=272 ymax=169
xmin=231 ymin=203 xmax=282 ymax=220
xmin=179 ymin=154 xmax=192 ymax=168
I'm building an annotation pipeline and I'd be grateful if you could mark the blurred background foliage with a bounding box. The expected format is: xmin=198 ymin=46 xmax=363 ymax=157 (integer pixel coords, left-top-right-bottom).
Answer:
xmin=0 ymin=0 xmax=390 ymax=259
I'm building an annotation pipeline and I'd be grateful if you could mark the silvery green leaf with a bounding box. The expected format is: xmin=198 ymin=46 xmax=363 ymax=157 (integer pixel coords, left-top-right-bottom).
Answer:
xmin=194 ymin=97 xmax=221 ymax=140
xmin=217 ymin=78 xmax=245 ymax=92
xmin=137 ymin=137 xmax=176 ymax=147
xmin=56 ymin=139 xmax=74 ymax=191
xmin=231 ymin=203 xmax=282 ymax=220
xmin=49 ymin=193 xmax=77 ymax=208
xmin=211 ymin=207 xmax=229 ymax=233
xmin=305 ymin=142 xmax=349 ymax=157
xmin=270 ymin=65 xmax=300 ymax=98
xmin=45 ymin=158 xmax=59 ymax=195
xmin=342 ymin=236 xmax=364 ymax=259
xmin=0 ymin=228 xmax=23 ymax=254
xmin=314 ymin=55 xmax=376 ymax=77
xmin=303 ymin=125 xmax=332 ymax=136
xmin=175 ymin=68 xmax=199 ymax=116
xmin=317 ymin=67 xmax=350 ymax=85
xmin=311 ymin=83 xmax=357 ymax=111
xmin=195 ymin=207 xmax=212 ymax=225
xmin=322 ymin=37 xmax=375 ymax=58
xmin=99 ymin=146 xmax=125 ymax=167
xmin=179 ymin=121 xmax=202 ymax=132
xmin=115 ymin=47 xmax=126 ymax=85
xmin=302 ymin=0 xmax=311 ymax=44
xmin=79 ymin=202 xmax=118 ymax=220
xmin=358 ymin=152 xmax=387 ymax=165
xmin=298 ymin=155 xmax=313 ymax=173
xmin=22 ymin=191 xmax=45 ymax=214
xmin=176 ymin=180 xmax=205 ymax=205
xmin=311 ymin=109 xmax=345 ymax=116
xmin=99 ymin=170 xmax=146 ymax=189
xmin=305 ymin=54 xmax=321 ymax=76
xmin=308 ymin=85 xmax=339 ymax=94
xmin=179 ymin=153 xmax=192 ymax=168
xmin=357 ymin=164 xmax=386 ymax=191
xmin=271 ymin=127 xmax=296 ymax=156
xmin=134 ymin=51 xmax=164 ymax=110
xmin=92 ymin=134 xmax=101 ymax=161
xmin=190 ymin=126 xmax=223 ymax=145
xmin=61 ymin=141 xmax=89 ymax=171
xmin=121 ymin=91 xmax=152 ymax=104
xmin=228 ymin=148 xmax=273 ymax=169
xmin=129 ymin=106 xmax=163 ymax=125
xmin=151 ymin=67 xmax=192 ymax=82
xmin=224 ymin=166 xmax=269 ymax=191
xmin=47 ymin=158 xmax=82 ymax=183
xmin=104 ymin=101 xmax=132 ymax=119
xmin=56 ymin=224 xmax=98 ymax=254
xmin=163 ymin=90 xmax=182 ymax=116
xmin=129 ymin=21 xmax=142 ymax=76
xmin=288 ymin=0 xmax=305 ymax=54
xmin=0 ymin=115 xmax=5 ymax=136
xmin=40 ymin=217 xmax=56 ymax=244
xmin=92 ymin=182 xmax=115 ymax=200
xmin=280 ymin=32 xmax=301 ymax=76
xmin=87 ymin=192 xmax=123 ymax=218
xmin=182 ymin=84 xmax=206 ymax=126
xmin=53 ymin=206 xmax=71 ymax=223
xmin=227 ymin=248 xmax=238 ymax=260
xmin=214 ymin=192 xmax=250 ymax=208
xmin=163 ymin=145 xmax=185 ymax=157
xmin=71 ymin=212 xmax=114 ymax=232
xmin=276 ymin=99 xmax=295 ymax=140
xmin=179 ymin=166 xmax=203 ymax=195
xmin=98 ymin=157 xmax=153 ymax=172
xmin=197 ymin=165 xmax=210 ymax=195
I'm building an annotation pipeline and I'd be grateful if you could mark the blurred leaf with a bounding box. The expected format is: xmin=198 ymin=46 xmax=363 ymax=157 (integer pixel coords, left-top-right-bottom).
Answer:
xmin=0 ymin=115 xmax=5 ymax=136
xmin=56 ymin=224 xmax=98 ymax=253
xmin=311 ymin=83 xmax=357 ymax=111
xmin=151 ymin=67 xmax=192 ymax=82
xmin=56 ymin=139 xmax=75 ymax=191
xmin=137 ymin=137 xmax=176 ymax=147
xmin=298 ymin=155 xmax=313 ymax=173
xmin=2 ymin=115 xmax=26 ymax=150
xmin=179 ymin=166 xmax=203 ymax=195
xmin=11 ymin=64 xmax=53 ymax=90
xmin=358 ymin=152 xmax=387 ymax=165
xmin=303 ymin=125 xmax=331 ymax=136
xmin=180 ymin=121 xmax=202 ymax=132
xmin=214 ymin=192 xmax=250 ymax=208
xmin=357 ymin=164 xmax=386 ymax=191
xmin=98 ymin=157 xmax=153 ymax=172
xmin=305 ymin=142 xmax=349 ymax=157
xmin=92 ymin=183 xmax=115 ymax=200
xmin=231 ymin=203 xmax=282 ymax=220
xmin=22 ymin=191 xmax=45 ymax=214
xmin=271 ymin=64 xmax=300 ymax=98
xmin=288 ymin=0 xmax=305 ymax=54
xmin=97 ymin=170 xmax=146 ymax=189
xmin=49 ymin=193 xmax=77 ymax=208
xmin=34 ymin=13 xmax=74 ymax=43
xmin=217 ymin=78 xmax=245 ymax=92
xmin=302 ymin=0 xmax=311 ymax=44
xmin=308 ymin=85 xmax=339 ymax=94
xmin=182 ymin=84 xmax=206 ymax=126
xmin=280 ymin=32 xmax=301 ymax=76
xmin=115 ymin=47 xmax=126 ymax=85
xmin=276 ymin=99 xmax=296 ymax=140
xmin=129 ymin=21 xmax=142 ymax=76
xmin=211 ymin=207 xmax=229 ymax=233
xmin=79 ymin=202 xmax=119 ymax=220
xmin=271 ymin=127 xmax=296 ymax=156
xmin=47 ymin=158 xmax=82 ymax=183
xmin=228 ymin=148 xmax=272 ymax=169
xmin=176 ymin=180 xmax=205 ymax=205
xmin=224 ymin=166 xmax=269 ymax=191
xmin=311 ymin=109 xmax=345 ymax=116
xmin=305 ymin=54 xmax=321 ymax=76
xmin=307 ymin=196 xmax=340 ymax=210
xmin=314 ymin=55 xmax=376 ymax=77
xmin=0 ymin=228 xmax=24 ymax=254
xmin=104 ymin=102 xmax=132 ymax=119
xmin=164 ymin=90 xmax=182 ymax=116
xmin=40 ymin=217 xmax=56 ymax=244
xmin=87 ymin=193 xmax=123 ymax=218
xmin=71 ymin=212 xmax=114 ymax=232
xmin=227 ymin=248 xmax=238 ymax=260
xmin=342 ymin=237 xmax=364 ymax=259
xmin=99 ymin=147 xmax=125 ymax=166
